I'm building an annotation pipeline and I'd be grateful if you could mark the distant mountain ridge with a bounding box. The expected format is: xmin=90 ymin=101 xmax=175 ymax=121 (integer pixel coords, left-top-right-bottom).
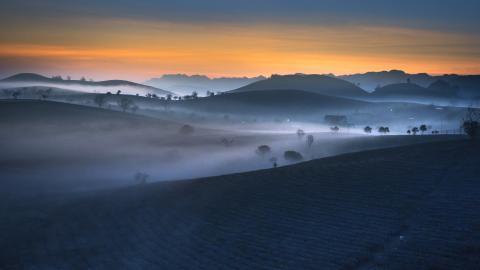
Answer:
xmin=145 ymin=74 xmax=266 ymax=95
xmin=1 ymin=73 xmax=173 ymax=96
xmin=339 ymin=70 xmax=480 ymax=97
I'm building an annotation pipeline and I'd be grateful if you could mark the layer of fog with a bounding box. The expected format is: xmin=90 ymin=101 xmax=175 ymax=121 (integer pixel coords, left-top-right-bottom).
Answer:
xmin=0 ymin=82 xmax=171 ymax=97
xmin=0 ymin=116 xmax=462 ymax=199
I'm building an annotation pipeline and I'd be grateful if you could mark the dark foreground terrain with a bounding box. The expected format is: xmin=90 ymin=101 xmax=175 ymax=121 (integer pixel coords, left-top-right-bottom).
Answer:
xmin=1 ymin=139 xmax=479 ymax=269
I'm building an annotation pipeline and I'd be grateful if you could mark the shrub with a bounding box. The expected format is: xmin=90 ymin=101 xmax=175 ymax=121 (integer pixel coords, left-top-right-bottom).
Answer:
xmin=284 ymin=151 xmax=303 ymax=162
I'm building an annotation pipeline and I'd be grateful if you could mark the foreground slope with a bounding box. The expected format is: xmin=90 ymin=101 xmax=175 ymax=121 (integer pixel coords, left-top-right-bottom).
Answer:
xmin=1 ymin=139 xmax=479 ymax=269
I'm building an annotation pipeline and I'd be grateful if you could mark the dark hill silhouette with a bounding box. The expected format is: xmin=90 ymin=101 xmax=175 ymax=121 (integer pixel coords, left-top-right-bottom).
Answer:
xmin=340 ymin=70 xmax=480 ymax=97
xmin=176 ymin=89 xmax=369 ymax=115
xmin=0 ymin=99 xmax=176 ymax=128
xmin=1 ymin=139 xmax=478 ymax=269
xmin=1 ymin=73 xmax=174 ymax=96
xmin=339 ymin=70 xmax=434 ymax=91
xmin=230 ymin=74 xmax=368 ymax=98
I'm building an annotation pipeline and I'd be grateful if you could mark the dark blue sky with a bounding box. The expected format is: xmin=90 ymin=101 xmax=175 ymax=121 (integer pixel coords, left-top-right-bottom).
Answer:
xmin=2 ymin=0 xmax=479 ymax=32
xmin=1 ymin=0 xmax=479 ymax=80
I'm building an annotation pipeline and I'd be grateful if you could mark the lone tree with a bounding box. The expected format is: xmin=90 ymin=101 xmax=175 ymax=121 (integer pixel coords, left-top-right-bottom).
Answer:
xmin=364 ymin=126 xmax=372 ymax=134
xmin=118 ymin=97 xmax=133 ymax=112
xmin=11 ymin=91 xmax=20 ymax=99
xmin=269 ymin=157 xmax=278 ymax=168
xmin=179 ymin=124 xmax=194 ymax=135
xmin=330 ymin=126 xmax=340 ymax=133
xmin=462 ymin=108 xmax=480 ymax=139
xmin=284 ymin=151 xmax=304 ymax=162
xmin=407 ymin=130 xmax=411 ymax=135
xmin=94 ymin=94 xmax=106 ymax=107
xmin=296 ymin=129 xmax=305 ymax=139
xmin=412 ymin=127 xmax=419 ymax=135
xmin=256 ymin=145 xmax=271 ymax=156
xmin=420 ymin=124 xmax=428 ymax=135
xmin=306 ymin=134 xmax=314 ymax=148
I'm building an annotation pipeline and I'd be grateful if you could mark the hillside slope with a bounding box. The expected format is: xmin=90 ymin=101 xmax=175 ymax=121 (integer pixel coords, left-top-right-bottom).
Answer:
xmin=175 ymin=89 xmax=370 ymax=115
xmin=0 ymin=73 xmax=173 ymax=96
xmin=1 ymin=140 xmax=479 ymax=269
xmin=230 ymin=74 xmax=368 ymax=98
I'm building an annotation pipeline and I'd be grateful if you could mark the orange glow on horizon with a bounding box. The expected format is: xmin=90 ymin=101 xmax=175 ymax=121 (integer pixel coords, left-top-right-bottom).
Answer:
xmin=1 ymin=20 xmax=479 ymax=81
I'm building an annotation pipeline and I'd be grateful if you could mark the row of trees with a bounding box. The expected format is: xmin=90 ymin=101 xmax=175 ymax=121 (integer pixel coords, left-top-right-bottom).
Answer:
xmin=363 ymin=126 xmax=389 ymax=134
xmin=255 ymin=144 xmax=304 ymax=168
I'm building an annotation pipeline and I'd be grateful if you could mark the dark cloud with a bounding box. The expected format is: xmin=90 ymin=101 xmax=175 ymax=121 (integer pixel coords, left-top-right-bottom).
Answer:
xmin=1 ymin=0 xmax=479 ymax=33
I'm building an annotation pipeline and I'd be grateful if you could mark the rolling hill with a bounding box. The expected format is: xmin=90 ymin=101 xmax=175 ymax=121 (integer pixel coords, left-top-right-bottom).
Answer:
xmin=0 ymin=73 xmax=174 ymax=96
xmin=339 ymin=70 xmax=480 ymax=98
xmin=175 ymin=89 xmax=370 ymax=115
xmin=1 ymin=139 xmax=478 ymax=269
xmin=230 ymin=74 xmax=368 ymax=99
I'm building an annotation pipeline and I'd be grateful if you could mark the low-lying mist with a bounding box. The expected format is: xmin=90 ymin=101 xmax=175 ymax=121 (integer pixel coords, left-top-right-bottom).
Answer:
xmin=0 ymin=112 xmax=461 ymax=198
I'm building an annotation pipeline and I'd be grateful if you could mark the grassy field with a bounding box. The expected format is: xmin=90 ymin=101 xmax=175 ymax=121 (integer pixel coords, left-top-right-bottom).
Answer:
xmin=1 ymin=139 xmax=479 ymax=269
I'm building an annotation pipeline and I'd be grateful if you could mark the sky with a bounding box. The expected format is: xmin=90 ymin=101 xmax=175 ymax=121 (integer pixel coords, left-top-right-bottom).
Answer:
xmin=1 ymin=0 xmax=479 ymax=82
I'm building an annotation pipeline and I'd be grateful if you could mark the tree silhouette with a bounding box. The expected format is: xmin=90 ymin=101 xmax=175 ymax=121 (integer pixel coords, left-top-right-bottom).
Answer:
xmin=11 ymin=91 xmax=20 ymax=99
xmin=462 ymin=108 xmax=480 ymax=139
xmin=378 ymin=126 xmax=390 ymax=135
xmin=256 ymin=145 xmax=271 ymax=156
xmin=330 ymin=126 xmax=340 ymax=133
xmin=412 ymin=127 xmax=419 ymax=135
xmin=306 ymin=135 xmax=314 ymax=148
xmin=296 ymin=129 xmax=305 ymax=139
xmin=284 ymin=151 xmax=303 ymax=162
xmin=364 ymin=126 xmax=372 ymax=134
xmin=420 ymin=124 xmax=428 ymax=134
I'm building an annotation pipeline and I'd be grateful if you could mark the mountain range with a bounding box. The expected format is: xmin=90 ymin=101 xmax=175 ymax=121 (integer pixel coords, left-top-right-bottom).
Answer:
xmin=145 ymin=74 xmax=266 ymax=96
